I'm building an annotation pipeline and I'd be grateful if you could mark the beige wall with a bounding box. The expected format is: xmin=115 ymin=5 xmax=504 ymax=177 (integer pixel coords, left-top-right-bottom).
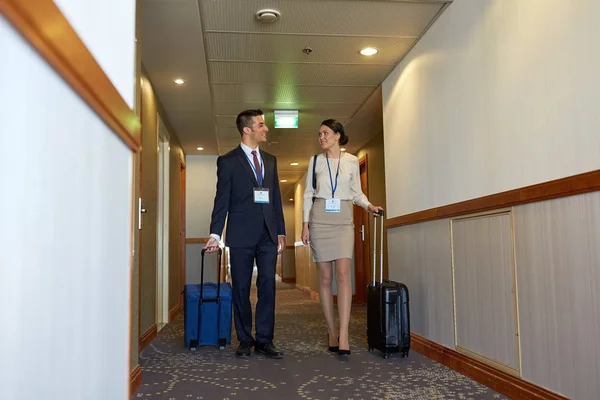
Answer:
xmin=388 ymin=193 xmax=600 ymax=399
xmin=185 ymin=155 xmax=219 ymax=284
xmin=130 ymin=0 xmax=142 ymax=372
xmin=382 ymin=0 xmax=600 ymax=218
xmin=168 ymin=133 xmax=185 ymax=309
xmin=139 ymin=71 xmax=159 ymax=336
xmin=293 ymin=174 xmax=319 ymax=293
xmin=2 ymin=6 xmax=136 ymax=397
xmin=356 ymin=133 xmax=388 ymax=280
xmin=382 ymin=0 xmax=600 ymax=398
xmin=280 ymin=201 xmax=296 ymax=279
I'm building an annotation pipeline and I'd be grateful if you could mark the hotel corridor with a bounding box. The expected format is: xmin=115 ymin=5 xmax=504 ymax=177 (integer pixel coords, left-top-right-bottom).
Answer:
xmin=133 ymin=280 xmax=505 ymax=399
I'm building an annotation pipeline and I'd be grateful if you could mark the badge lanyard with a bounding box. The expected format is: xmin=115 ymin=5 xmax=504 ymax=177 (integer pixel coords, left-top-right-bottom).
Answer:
xmin=246 ymin=151 xmax=264 ymax=187
xmin=326 ymin=151 xmax=341 ymax=198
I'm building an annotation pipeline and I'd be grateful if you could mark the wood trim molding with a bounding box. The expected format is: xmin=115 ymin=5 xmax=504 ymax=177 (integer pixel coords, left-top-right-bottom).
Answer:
xmin=168 ymin=303 xmax=182 ymax=323
xmin=139 ymin=324 xmax=157 ymax=350
xmin=186 ymin=237 xmax=210 ymax=244
xmin=281 ymin=277 xmax=296 ymax=284
xmin=387 ymin=169 xmax=600 ymax=228
xmin=129 ymin=365 xmax=142 ymax=398
xmin=0 ymin=0 xmax=141 ymax=152
xmin=411 ymin=333 xmax=569 ymax=400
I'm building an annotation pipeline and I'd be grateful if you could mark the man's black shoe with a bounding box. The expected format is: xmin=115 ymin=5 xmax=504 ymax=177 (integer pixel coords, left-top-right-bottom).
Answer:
xmin=255 ymin=342 xmax=283 ymax=359
xmin=235 ymin=341 xmax=253 ymax=358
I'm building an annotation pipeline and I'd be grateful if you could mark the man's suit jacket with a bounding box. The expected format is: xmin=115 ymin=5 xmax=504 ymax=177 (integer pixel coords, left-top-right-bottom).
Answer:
xmin=209 ymin=145 xmax=286 ymax=248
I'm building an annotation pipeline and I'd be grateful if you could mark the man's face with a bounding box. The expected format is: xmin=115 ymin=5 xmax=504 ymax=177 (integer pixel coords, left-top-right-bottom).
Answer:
xmin=245 ymin=115 xmax=269 ymax=143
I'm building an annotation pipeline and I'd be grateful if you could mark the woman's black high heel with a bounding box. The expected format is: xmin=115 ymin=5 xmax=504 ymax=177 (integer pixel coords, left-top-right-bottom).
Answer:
xmin=338 ymin=349 xmax=351 ymax=356
xmin=327 ymin=334 xmax=339 ymax=352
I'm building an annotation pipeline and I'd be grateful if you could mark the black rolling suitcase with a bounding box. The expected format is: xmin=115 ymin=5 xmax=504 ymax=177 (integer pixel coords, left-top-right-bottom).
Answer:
xmin=367 ymin=210 xmax=411 ymax=359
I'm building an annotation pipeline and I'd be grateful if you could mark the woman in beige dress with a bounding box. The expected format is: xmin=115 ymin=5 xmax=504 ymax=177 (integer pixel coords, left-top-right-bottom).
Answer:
xmin=302 ymin=119 xmax=383 ymax=357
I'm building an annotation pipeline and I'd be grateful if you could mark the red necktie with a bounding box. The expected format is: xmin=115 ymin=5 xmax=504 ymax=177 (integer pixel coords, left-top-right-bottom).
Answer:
xmin=251 ymin=150 xmax=262 ymax=184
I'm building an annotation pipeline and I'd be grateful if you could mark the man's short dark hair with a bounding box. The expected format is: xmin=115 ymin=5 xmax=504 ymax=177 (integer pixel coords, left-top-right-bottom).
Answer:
xmin=236 ymin=109 xmax=264 ymax=136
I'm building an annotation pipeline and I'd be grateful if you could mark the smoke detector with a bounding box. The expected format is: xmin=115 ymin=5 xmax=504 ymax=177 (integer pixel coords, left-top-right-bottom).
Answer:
xmin=255 ymin=9 xmax=281 ymax=23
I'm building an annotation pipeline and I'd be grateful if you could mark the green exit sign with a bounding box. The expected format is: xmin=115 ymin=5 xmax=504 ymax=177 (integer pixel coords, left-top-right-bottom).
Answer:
xmin=274 ymin=110 xmax=299 ymax=129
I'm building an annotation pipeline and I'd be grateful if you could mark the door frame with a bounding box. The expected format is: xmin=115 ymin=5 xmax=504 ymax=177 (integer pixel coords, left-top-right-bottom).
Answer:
xmin=178 ymin=156 xmax=186 ymax=311
xmin=156 ymin=115 xmax=170 ymax=330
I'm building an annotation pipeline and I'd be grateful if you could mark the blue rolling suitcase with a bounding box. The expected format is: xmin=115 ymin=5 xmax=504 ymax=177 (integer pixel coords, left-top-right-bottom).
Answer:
xmin=184 ymin=248 xmax=232 ymax=351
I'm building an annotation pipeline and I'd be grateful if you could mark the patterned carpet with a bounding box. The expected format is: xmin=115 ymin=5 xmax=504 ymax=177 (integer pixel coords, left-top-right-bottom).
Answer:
xmin=133 ymin=280 xmax=506 ymax=400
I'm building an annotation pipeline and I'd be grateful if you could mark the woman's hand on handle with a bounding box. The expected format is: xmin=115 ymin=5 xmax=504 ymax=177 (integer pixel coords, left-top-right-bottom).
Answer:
xmin=368 ymin=204 xmax=384 ymax=215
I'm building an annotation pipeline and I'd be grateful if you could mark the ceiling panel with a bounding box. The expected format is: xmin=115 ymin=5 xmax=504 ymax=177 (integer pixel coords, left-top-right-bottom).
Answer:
xmin=271 ymin=155 xmax=314 ymax=171
xmin=205 ymin=33 xmax=417 ymax=65
xmin=264 ymin=138 xmax=323 ymax=154
xmin=142 ymin=0 xmax=452 ymax=167
xmin=212 ymin=84 xmax=375 ymax=104
xmin=218 ymin=127 xmax=320 ymax=140
xmin=200 ymin=0 xmax=444 ymax=37
xmin=213 ymin=102 xmax=360 ymax=116
xmin=140 ymin=0 xmax=217 ymax=153
xmin=209 ymin=62 xmax=392 ymax=86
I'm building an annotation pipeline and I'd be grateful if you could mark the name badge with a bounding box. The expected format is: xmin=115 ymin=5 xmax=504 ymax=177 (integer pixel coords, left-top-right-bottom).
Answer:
xmin=325 ymin=198 xmax=341 ymax=213
xmin=254 ymin=187 xmax=270 ymax=204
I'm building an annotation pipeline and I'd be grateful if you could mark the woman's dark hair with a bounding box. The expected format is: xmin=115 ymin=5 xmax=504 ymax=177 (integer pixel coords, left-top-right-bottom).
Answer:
xmin=320 ymin=119 xmax=349 ymax=146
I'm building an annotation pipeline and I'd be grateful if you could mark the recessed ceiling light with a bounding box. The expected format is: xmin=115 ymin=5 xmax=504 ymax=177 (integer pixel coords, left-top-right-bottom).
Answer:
xmin=197 ymin=147 xmax=204 ymax=151
xmin=341 ymin=148 xmax=346 ymax=152
xmin=174 ymin=78 xmax=185 ymax=85
xmin=289 ymin=198 xmax=293 ymax=201
xmin=290 ymin=162 xmax=299 ymax=166
xmin=359 ymin=47 xmax=378 ymax=56
xmin=280 ymin=179 xmax=288 ymax=183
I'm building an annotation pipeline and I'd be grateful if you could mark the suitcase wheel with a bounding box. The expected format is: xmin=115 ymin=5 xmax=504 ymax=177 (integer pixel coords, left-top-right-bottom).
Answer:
xmin=383 ymin=354 xmax=389 ymax=359
xmin=190 ymin=340 xmax=198 ymax=352
xmin=401 ymin=351 xmax=409 ymax=359
xmin=218 ymin=338 xmax=227 ymax=350
xmin=368 ymin=347 xmax=374 ymax=353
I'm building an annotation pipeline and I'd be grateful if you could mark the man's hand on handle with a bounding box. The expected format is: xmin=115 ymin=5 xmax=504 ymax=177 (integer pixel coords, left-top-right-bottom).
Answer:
xmin=203 ymin=237 xmax=219 ymax=253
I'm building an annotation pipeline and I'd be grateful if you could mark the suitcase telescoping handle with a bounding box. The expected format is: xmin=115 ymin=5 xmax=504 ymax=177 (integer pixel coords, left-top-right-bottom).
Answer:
xmin=372 ymin=209 xmax=385 ymax=284
xmin=200 ymin=247 xmax=223 ymax=304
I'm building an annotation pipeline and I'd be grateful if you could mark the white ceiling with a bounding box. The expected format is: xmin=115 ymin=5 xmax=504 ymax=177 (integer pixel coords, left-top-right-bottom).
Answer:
xmin=140 ymin=0 xmax=452 ymax=197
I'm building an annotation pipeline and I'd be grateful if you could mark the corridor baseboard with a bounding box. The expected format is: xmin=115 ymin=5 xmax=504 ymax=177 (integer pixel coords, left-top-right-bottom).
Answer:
xmin=129 ymin=365 xmax=141 ymax=397
xmin=139 ymin=324 xmax=157 ymax=350
xmin=410 ymin=333 xmax=569 ymax=400
xmin=282 ymin=277 xmax=296 ymax=284
xmin=169 ymin=304 xmax=182 ymax=322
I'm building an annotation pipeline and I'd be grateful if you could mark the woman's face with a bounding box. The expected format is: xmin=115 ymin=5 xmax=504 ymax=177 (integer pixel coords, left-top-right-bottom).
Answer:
xmin=318 ymin=125 xmax=340 ymax=151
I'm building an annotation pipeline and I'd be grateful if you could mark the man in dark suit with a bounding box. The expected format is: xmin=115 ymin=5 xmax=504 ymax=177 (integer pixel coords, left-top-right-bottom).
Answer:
xmin=204 ymin=109 xmax=286 ymax=359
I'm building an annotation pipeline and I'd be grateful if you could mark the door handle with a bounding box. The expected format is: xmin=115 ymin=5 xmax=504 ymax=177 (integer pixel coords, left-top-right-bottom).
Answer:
xmin=138 ymin=198 xmax=146 ymax=230
xmin=361 ymin=224 xmax=365 ymax=241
